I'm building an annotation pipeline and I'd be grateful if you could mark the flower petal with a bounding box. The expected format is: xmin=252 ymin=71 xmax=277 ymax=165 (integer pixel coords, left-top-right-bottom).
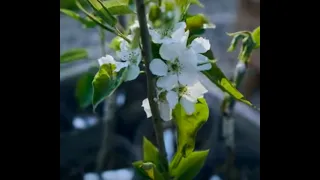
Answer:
xmin=120 ymin=40 xmax=129 ymax=52
xmin=160 ymin=42 xmax=185 ymax=61
xmin=190 ymin=37 xmax=211 ymax=53
xmin=98 ymin=55 xmax=115 ymax=66
xmin=196 ymin=54 xmax=211 ymax=71
xmin=156 ymin=74 xmax=178 ymax=90
xmin=171 ymin=22 xmax=186 ymax=42
xmin=149 ymin=29 xmax=162 ymax=44
xmin=180 ymin=96 xmax=196 ymax=115
xmin=159 ymin=101 xmax=172 ymax=121
xmin=188 ymin=82 xmax=208 ymax=99
xmin=117 ymin=50 xmax=130 ymax=61
xmin=150 ymin=58 xmax=168 ymax=76
xmin=178 ymin=70 xmax=198 ymax=86
xmin=125 ymin=65 xmax=140 ymax=81
xmin=142 ymin=98 xmax=152 ymax=118
xmin=114 ymin=61 xmax=129 ymax=72
xmin=180 ymin=30 xmax=190 ymax=47
xmin=179 ymin=49 xmax=198 ymax=68
xmin=166 ymin=90 xmax=178 ymax=109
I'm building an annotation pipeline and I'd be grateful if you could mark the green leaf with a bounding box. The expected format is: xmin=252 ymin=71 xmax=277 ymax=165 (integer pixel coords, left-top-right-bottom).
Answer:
xmin=60 ymin=48 xmax=88 ymax=63
xmin=186 ymin=14 xmax=215 ymax=37
xmin=252 ymin=26 xmax=260 ymax=48
xmin=132 ymin=161 xmax=151 ymax=179
xmin=131 ymin=28 xmax=141 ymax=49
xmin=143 ymin=137 xmax=168 ymax=174
xmin=170 ymin=98 xmax=209 ymax=169
xmin=75 ymin=73 xmax=95 ymax=109
xmin=109 ymin=36 xmax=122 ymax=51
xmin=148 ymin=4 xmax=161 ymax=22
xmin=227 ymin=34 xmax=245 ymax=52
xmin=190 ymin=0 xmax=204 ymax=8
xmin=171 ymin=150 xmax=209 ymax=180
xmin=76 ymin=0 xmax=115 ymax=33
xmin=202 ymin=60 xmax=252 ymax=106
xmin=133 ymin=161 xmax=164 ymax=180
xmin=92 ymin=63 xmax=127 ymax=110
xmin=86 ymin=0 xmax=117 ymax=26
xmin=60 ymin=8 xmax=96 ymax=28
xmin=103 ymin=0 xmax=136 ymax=15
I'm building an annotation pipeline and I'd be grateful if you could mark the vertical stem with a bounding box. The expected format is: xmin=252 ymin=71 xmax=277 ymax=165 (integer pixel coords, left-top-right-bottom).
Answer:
xmin=134 ymin=0 xmax=169 ymax=177
xmin=99 ymin=27 xmax=106 ymax=56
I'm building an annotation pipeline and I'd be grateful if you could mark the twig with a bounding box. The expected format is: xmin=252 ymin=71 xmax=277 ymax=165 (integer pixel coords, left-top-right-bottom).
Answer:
xmin=134 ymin=0 xmax=169 ymax=177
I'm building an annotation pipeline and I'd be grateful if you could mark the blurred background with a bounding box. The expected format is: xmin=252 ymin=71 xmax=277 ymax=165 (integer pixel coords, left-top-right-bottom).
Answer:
xmin=60 ymin=0 xmax=260 ymax=179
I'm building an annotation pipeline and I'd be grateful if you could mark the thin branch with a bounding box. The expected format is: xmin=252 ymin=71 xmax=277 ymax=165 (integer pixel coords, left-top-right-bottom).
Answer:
xmin=134 ymin=0 xmax=169 ymax=177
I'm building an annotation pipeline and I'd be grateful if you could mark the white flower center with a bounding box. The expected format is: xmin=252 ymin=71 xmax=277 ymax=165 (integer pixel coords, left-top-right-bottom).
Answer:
xmin=156 ymin=27 xmax=173 ymax=38
xmin=168 ymin=59 xmax=184 ymax=75
xmin=123 ymin=50 xmax=140 ymax=64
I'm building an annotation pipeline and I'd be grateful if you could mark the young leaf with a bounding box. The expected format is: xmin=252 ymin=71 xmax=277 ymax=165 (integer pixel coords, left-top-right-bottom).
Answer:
xmin=133 ymin=161 xmax=164 ymax=180
xmin=170 ymin=98 xmax=209 ymax=168
xmin=109 ymin=36 xmax=122 ymax=51
xmin=252 ymin=26 xmax=260 ymax=48
xmin=132 ymin=161 xmax=151 ymax=179
xmin=75 ymin=72 xmax=95 ymax=109
xmin=92 ymin=63 xmax=127 ymax=110
xmin=60 ymin=48 xmax=88 ymax=63
xmin=143 ymin=137 xmax=168 ymax=174
xmin=170 ymin=150 xmax=209 ymax=180
xmin=76 ymin=0 xmax=115 ymax=33
xmin=103 ymin=0 xmax=136 ymax=15
xmin=60 ymin=9 xmax=96 ymax=28
xmin=190 ymin=0 xmax=204 ymax=8
xmin=131 ymin=28 xmax=141 ymax=49
xmin=186 ymin=14 xmax=215 ymax=36
xmin=202 ymin=60 xmax=252 ymax=106
xmin=86 ymin=0 xmax=117 ymax=26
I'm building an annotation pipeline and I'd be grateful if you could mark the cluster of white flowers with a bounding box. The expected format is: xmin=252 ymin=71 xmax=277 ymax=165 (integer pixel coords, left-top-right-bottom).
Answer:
xmin=142 ymin=21 xmax=212 ymax=121
xmin=97 ymin=15 xmax=213 ymax=121
xmin=98 ymin=34 xmax=142 ymax=82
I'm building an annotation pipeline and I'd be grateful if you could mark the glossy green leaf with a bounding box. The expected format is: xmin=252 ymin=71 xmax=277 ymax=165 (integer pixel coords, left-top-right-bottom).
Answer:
xmin=143 ymin=137 xmax=168 ymax=174
xmin=190 ymin=0 xmax=204 ymax=8
xmin=170 ymin=98 xmax=209 ymax=169
xmin=202 ymin=59 xmax=252 ymax=106
xmin=86 ymin=0 xmax=117 ymax=26
xmin=75 ymin=73 xmax=95 ymax=108
xmin=133 ymin=161 xmax=164 ymax=180
xmin=252 ymin=26 xmax=260 ymax=48
xmin=103 ymin=0 xmax=136 ymax=15
xmin=76 ymin=0 xmax=115 ymax=33
xmin=227 ymin=34 xmax=245 ymax=52
xmin=171 ymin=150 xmax=209 ymax=180
xmin=109 ymin=36 xmax=122 ymax=51
xmin=186 ymin=14 xmax=215 ymax=37
xmin=60 ymin=48 xmax=88 ymax=63
xmin=92 ymin=63 xmax=127 ymax=110
xmin=60 ymin=9 xmax=96 ymax=28
xmin=132 ymin=161 xmax=151 ymax=179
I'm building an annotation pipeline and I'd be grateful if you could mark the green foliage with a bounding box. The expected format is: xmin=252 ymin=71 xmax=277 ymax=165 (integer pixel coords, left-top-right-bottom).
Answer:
xmin=92 ymin=63 xmax=127 ymax=110
xmin=170 ymin=98 xmax=209 ymax=168
xmin=102 ymin=0 xmax=136 ymax=15
xmin=109 ymin=36 xmax=122 ymax=51
xmin=60 ymin=9 xmax=97 ymax=28
xmin=76 ymin=0 xmax=115 ymax=33
xmin=202 ymin=58 xmax=252 ymax=106
xmin=185 ymin=13 xmax=215 ymax=36
xmin=252 ymin=26 xmax=260 ymax=48
xmin=131 ymin=28 xmax=141 ymax=49
xmin=60 ymin=48 xmax=88 ymax=63
xmin=170 ymin=150 xmax=209 ymax=180
xmin=133 ymin=161 xmax=164 ymax=180
xmin=227 ymin=26 xmax=260 ymax=63
xmin=87 ymin=0 xmax=118 ymax=26
xmin=75 ymin=72 xmax=95 ymax=109
xmin=190 ymin=0 xmax=204 ymax=8
xmin=148 ymin=4 xmax=161 ymax=22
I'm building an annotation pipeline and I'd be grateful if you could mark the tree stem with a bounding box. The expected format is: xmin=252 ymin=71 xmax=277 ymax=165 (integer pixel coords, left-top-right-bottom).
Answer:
xmin=134 ymin=0 xmax=169 ymax=177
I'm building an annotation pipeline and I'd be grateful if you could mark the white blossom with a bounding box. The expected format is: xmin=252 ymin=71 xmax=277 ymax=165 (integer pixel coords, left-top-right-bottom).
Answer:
xmin=115 ymin=38 xmax=142 ymax=81
xmin=149 ymin=34 xmax=199 ymax=90
xmin=166 ymin=82 xmax=208 ymax=115
xmin=188 ymin=37 xmax=212 ymax=71
xmin=149 ymin=22 xmax=187 ymax=44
